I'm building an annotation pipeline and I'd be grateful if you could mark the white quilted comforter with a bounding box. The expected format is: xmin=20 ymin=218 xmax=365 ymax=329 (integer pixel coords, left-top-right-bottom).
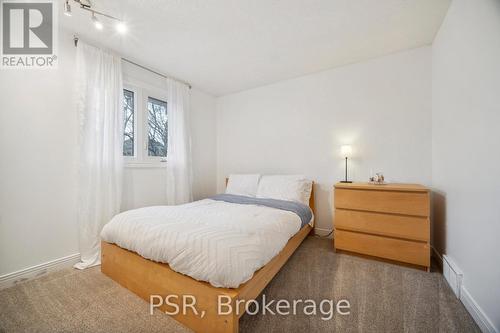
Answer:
xmin=100 ymin=199 xmax=304 ymax=288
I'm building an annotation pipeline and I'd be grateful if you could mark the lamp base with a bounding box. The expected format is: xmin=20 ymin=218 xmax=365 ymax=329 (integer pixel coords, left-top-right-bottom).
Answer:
xmin=340 ymin=181 xmax=353 ymax=183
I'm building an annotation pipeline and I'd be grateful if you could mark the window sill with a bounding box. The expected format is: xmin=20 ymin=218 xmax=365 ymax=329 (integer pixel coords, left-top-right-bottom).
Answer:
xmin=125 ymin=162 xmax=167 ymax=169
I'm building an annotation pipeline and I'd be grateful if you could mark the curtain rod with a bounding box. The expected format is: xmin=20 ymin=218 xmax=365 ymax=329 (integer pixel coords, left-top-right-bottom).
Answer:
xmin=73 ymin=36 xmax=192 ymax=89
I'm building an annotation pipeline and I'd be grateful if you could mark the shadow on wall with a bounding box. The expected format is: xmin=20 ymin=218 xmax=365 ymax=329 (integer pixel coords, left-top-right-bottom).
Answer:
xmin=431 ymin=190 xmax=447 ymax=257
xmin=312 ymin=183 xmax=334 ymax=236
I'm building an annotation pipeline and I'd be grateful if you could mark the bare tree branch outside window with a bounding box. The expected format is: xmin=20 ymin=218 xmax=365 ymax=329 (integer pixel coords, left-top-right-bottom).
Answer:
xmin=147 ymin=97 xmax=168 ymax=157
xmin=123 ymin=89 xmax=134 ymax=156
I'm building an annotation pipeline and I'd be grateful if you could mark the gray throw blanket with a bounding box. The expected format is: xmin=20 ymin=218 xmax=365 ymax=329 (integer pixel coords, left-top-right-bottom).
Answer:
xmin=210 ymin=194 xmax=312 ymax=228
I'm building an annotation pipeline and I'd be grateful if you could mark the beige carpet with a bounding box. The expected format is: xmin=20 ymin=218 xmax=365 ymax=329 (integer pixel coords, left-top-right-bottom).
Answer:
xmin=0 ymin=237 xmax=479 ymax=333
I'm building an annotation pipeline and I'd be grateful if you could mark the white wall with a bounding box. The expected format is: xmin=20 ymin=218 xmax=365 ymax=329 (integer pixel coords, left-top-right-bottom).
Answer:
xmin=190 ymin=90 xmax=218 ymax=200
xmin=0 ymin=31 xmax=79 ymax=275
xmin=216 ymin=47 xmax=432 ymax=231
xmin=432 ymin=0 xmax=500 ymax=331
xmin=0 ymin=31 xmax=217 ymax=276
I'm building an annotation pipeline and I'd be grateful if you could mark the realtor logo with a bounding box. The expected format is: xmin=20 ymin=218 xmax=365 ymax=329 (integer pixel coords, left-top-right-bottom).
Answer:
xmin=1 ymin=0 xmax=58 ymax=68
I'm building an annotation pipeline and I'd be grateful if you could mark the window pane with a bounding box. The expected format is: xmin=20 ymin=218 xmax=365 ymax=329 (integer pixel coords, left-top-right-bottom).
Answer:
xmin=123 ymin=89 xmax=134 ymax=156
xmin=147 ymin=97 xmax=168 ymax=157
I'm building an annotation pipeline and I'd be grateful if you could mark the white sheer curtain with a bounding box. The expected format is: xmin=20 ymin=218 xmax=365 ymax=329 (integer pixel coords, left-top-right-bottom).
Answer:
xmin=166 ymin=78 xmax=193 ymax=204
xmin=74 ymin=41 xmax=124 ymax=269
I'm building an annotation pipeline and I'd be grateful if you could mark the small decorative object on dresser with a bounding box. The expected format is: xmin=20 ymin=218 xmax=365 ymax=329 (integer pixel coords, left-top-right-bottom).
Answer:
xmin=369 ymin=172 xmax=386 ymax=184
xmin=333 ymin=182 xmax=431 ymax=271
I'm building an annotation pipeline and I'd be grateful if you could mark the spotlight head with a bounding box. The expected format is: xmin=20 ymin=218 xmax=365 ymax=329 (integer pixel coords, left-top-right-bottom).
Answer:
xmin=64 ymin=0 xmax=72 ymax=16
xmin=92 ymin=13 xmax=103 ymax=30
xmin=95 ymin=21 xmax=103 ymax=30
xmin=116 ymin=21 xmax=127 ymax=34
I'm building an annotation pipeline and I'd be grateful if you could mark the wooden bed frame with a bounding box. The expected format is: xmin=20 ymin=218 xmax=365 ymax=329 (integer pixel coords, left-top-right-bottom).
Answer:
xmin=101 ymin=181 xmax=315 ymax=333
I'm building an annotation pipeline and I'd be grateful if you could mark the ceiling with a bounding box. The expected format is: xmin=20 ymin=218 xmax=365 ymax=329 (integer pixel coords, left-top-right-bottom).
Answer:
xmin=60 ymin=0 xmax=451 ymax=96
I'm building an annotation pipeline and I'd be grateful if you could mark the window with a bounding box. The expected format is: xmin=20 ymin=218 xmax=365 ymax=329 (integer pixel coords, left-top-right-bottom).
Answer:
xmin=123 ymin=89 xmax=135 ymax=156
xmin=122 ymin=83 xmax=168 ymax=167
xmin=147 ymin=97 xmax=168 ymax=157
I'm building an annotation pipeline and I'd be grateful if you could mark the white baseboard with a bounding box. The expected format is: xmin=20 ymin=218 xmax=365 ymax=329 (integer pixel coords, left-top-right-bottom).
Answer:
xmin=461 ymin=286 xmax=498 ymax=333
xmin=0 ymin=253 xmax=80 ymax=290
xmin=439 ymin=253 xmax=497 ymax=333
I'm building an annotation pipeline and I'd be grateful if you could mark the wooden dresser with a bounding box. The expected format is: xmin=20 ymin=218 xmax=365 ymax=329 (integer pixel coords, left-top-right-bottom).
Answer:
xmin=333 ymin=182 xmax=430 ymax=271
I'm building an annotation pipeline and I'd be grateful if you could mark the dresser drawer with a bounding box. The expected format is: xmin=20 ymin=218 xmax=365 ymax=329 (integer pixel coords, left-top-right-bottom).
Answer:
xmin=335 ymin=188 xmax=429 ymax=216
xmin=335 ymin=229 xmax=430 ymax=267
xmin=335 ymin=209 xmax=429 ymax=242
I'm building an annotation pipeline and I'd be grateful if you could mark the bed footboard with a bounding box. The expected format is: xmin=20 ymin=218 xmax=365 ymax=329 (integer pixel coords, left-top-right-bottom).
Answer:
xmin=101 ymin=224 xmax=312 ymax=333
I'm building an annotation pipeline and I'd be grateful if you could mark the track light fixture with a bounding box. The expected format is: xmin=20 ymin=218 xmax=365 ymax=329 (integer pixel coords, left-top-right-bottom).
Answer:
xmin=64 ymin=0 xmax=72 ymax=16
xmin=66 ymin=0 xmax=127 ymax=34
xmin=91 ymin=12 xmax=103 ymax=30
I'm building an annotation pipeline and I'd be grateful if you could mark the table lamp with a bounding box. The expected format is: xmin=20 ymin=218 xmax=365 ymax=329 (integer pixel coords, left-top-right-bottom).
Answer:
xmin=340 ymin=145 xmax=352 ymax=183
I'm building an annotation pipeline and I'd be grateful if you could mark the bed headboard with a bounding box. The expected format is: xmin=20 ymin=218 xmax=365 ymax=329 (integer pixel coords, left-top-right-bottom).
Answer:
xmin=225 ymin=178 xmax=315 ymax=213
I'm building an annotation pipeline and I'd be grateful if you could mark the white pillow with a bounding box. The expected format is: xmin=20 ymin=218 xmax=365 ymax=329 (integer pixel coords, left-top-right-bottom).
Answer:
xmin=256 ymin=175 xmax=312 ymax=206
xmin=225 ymin=174 xmax=260 ymax=197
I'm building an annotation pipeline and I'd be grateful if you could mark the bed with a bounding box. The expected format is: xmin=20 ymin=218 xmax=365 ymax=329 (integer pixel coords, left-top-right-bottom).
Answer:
xmin=101 ymin=179 xmax=315 ymax=333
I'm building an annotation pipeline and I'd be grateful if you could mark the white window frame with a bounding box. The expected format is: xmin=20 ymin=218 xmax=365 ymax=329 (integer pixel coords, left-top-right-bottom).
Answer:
xmin=123 ymin=85 xmax=139 ymax=165
xmin=123 ymin=78 xmax=168 ymax=168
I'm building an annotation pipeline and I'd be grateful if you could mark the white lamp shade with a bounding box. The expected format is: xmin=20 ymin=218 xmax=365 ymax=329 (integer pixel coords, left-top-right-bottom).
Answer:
xmin=341 ymin=145 xmax=352 ymax=158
